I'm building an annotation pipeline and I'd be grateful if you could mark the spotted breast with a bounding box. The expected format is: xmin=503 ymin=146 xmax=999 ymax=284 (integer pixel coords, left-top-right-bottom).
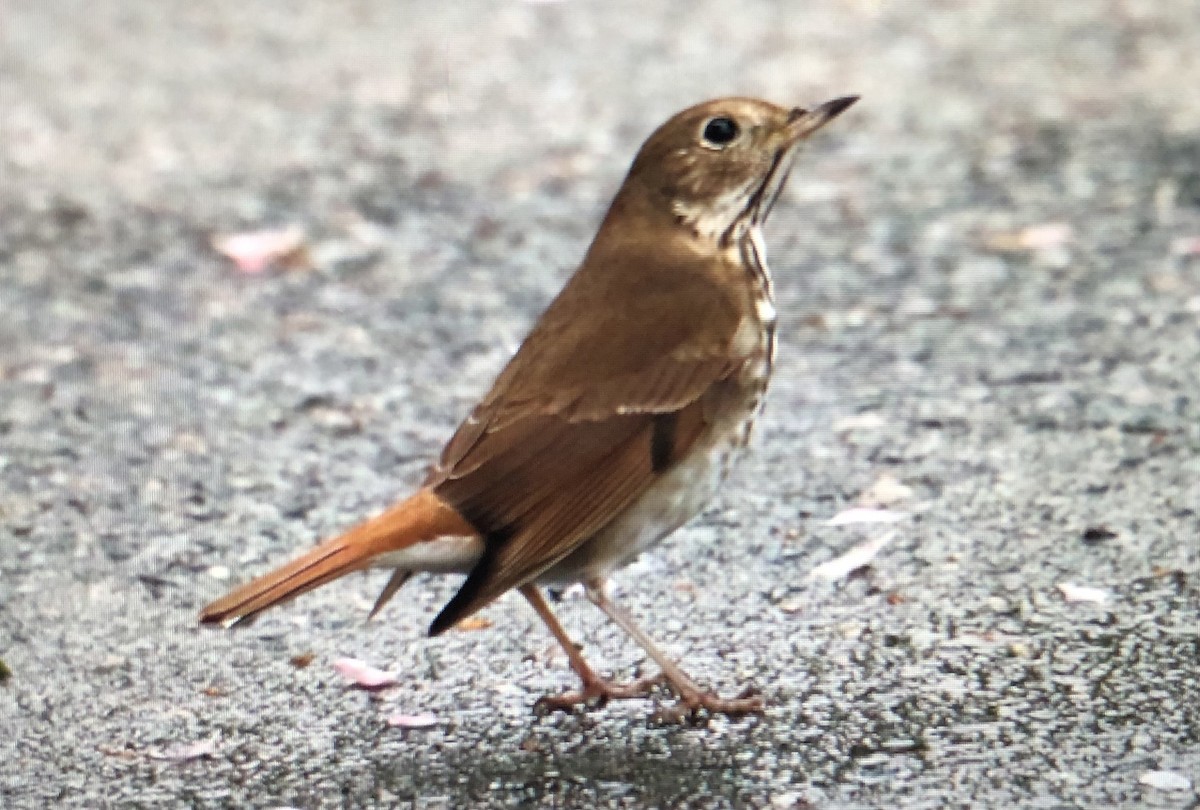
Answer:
xmin=542 ymin=224 xmax=777 ymax=584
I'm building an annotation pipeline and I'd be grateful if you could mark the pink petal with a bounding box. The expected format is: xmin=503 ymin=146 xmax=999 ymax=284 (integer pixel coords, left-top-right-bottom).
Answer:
xmin=213 ymin=225 xmax=307 ymax=274
xmin=859 ymin=474 xmax=914 ymax=507
xmin=331 ymin=657 xmax=399 ymax=689
xmin=825 ymin=507 xmax=909 ymax=526
xmin=983 ymin=222 xmax=1073 ymax=252
xmin=386 ymin=712 xmax=439 ymax=729
xmin=1016 ymin=222 xmax=1072 ymax=249
xmin=1056 ymin=582 xmax=1110 ymax=604
xmin=1171 ymin=236 xmax=1200 ymax=256
xmin=1140 ymin=770 xmax=1191 ymax=791
xmin=832 ymin=412 xmax=885 ymax=432
xmin=810 ymin=532 xmax=897 ymax=581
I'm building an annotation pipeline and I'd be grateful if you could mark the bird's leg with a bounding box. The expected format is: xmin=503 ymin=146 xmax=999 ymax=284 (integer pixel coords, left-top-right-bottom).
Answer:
xmin=520 ymin=584 xmax=664 ymax=713
xmin=583 ymin=578 xmax=763 ymax=723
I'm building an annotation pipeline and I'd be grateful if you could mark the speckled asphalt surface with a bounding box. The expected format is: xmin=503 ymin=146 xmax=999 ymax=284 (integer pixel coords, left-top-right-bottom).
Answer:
xmin=3 ymin=2 xmax=1200 ymax=808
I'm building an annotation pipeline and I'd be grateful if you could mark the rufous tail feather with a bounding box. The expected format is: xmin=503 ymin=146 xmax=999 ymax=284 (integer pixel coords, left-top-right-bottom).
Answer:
xmin=199 ymin=488 xmax=475 ymax=626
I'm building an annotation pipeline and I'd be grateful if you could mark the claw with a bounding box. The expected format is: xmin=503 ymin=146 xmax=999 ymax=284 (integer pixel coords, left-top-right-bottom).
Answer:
xmin=533 ymin=671 xmax=666 ymax=715
xmin=649 ymin=685 xmax=765 ymax=725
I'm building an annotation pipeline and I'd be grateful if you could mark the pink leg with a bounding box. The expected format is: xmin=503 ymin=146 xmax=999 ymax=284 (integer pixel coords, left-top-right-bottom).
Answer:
xmin=584 ymin=579 xmax=763 ymax=723
xmin=520 ymin=584 xmax=664 ymax=712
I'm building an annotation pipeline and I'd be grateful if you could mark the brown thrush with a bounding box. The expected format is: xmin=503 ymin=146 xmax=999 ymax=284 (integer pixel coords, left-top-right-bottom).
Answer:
xmin=201 ymin=95 xmax=858 ymax=722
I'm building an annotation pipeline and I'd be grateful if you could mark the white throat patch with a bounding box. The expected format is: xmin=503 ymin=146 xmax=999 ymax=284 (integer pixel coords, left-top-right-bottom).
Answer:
xmin=671 ymin=179 xmax=758 ymax=241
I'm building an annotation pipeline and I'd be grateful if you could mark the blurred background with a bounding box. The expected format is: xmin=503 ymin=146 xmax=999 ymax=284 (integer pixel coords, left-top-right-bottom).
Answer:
xmin=3 ymin=1 xmax=1199 ymax=808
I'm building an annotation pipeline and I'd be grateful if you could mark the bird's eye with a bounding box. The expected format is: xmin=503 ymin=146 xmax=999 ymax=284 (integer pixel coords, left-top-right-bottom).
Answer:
xmin=701 ymin=116 xmax=740 ymax=147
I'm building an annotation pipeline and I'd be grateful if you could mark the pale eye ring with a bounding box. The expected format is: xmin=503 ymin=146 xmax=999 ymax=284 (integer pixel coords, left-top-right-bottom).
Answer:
xmin=701 ymin=116 xmax=740 ymax=147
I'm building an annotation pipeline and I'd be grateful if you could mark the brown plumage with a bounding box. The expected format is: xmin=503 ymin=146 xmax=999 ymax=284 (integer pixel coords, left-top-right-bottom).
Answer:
xmin=198 ymin=489 xmax=474 ymax=625
xmin=200 ymin=95 xmax=858 ymax=721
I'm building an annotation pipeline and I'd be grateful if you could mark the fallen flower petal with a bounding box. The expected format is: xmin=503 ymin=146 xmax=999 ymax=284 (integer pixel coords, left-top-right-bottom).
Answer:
xmin=777 ymin=597 xmax=805 ymax=614
xmin=1016 ymin=222 xmax=1072 ymax=249
xmin=860 ymin=474 xmax=914 ymax=507
xmin=453 ymin=616 xmax=494 ymax=632
xmin=386 ymin=712 xmax=440 ymax=730
xmin=833 ymin=412 xmax=885 ymax=433
xmin=213 ymin=225 xmax=308 ymax=274
xmin=826 ymin=508 xmax=909 ymax=527
xmin=984 ymin=222 xmax=1073 ymax=252
xmin=1056 ymin=582 xmax=1110 ymax=604
xmin=810 ymin=532 xmax=897 ymax=581
xmin=1139 ymin=770 xmax=1191 ymax=791
xmin=1171 ymin=236 xmax=1200 ymax=257
xmin=331 ymin=657 xmax=399 ymax=689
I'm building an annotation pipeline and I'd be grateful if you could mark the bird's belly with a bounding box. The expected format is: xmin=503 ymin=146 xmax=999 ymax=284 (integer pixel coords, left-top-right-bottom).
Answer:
xmin=539 ymin=441 xmax=725 ymax=584
xmin=541 ymin=374 xmax=768 ymax=585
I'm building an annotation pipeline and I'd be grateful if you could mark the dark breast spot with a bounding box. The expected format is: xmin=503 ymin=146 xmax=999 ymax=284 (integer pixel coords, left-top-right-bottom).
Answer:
xmin=650 ymin=413 xmax=679 ymax=473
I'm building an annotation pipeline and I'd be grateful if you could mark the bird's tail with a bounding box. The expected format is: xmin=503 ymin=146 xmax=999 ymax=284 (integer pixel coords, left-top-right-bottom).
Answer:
xmin=199 ymin=488 xmax=475 ymax=626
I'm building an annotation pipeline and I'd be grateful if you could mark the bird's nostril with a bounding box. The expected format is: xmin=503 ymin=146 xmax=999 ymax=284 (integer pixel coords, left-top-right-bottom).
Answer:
xmin=787 ymin=107 xmax=807 ymax=123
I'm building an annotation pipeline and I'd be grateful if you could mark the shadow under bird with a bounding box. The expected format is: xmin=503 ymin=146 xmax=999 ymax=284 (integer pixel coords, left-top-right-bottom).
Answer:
xmin=201 ymin=94 xmax=858 ymax=722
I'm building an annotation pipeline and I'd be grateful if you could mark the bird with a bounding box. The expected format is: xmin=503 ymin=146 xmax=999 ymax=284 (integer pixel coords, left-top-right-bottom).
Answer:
xmin=200 ymin=94 xmax=858 ymax=722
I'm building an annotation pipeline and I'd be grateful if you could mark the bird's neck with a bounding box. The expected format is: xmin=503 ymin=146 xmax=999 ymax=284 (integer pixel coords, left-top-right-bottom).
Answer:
xmin=596 ymin=176 xmax=763 ymax=259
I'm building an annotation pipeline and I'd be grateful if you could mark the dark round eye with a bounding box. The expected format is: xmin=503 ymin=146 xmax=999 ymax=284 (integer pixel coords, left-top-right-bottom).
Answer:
xmin=701 ymin=116 xmax=739 ymax=146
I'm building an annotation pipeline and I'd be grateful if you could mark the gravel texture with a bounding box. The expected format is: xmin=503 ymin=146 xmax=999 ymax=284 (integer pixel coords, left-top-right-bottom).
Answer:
xmin=3 ymin=1 xmax=1200 ymax=808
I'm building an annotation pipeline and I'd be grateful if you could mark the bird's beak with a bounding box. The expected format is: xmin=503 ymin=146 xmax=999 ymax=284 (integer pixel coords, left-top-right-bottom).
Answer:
xmin=781 ymin=95 xmax=860 ymax=145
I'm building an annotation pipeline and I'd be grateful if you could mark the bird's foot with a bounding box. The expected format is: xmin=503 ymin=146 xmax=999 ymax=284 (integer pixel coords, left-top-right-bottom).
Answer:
xmin=534 ymin=671 xmax=667 ymax=714
xmin=651 ymin=684 xmax=764 ymax=725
